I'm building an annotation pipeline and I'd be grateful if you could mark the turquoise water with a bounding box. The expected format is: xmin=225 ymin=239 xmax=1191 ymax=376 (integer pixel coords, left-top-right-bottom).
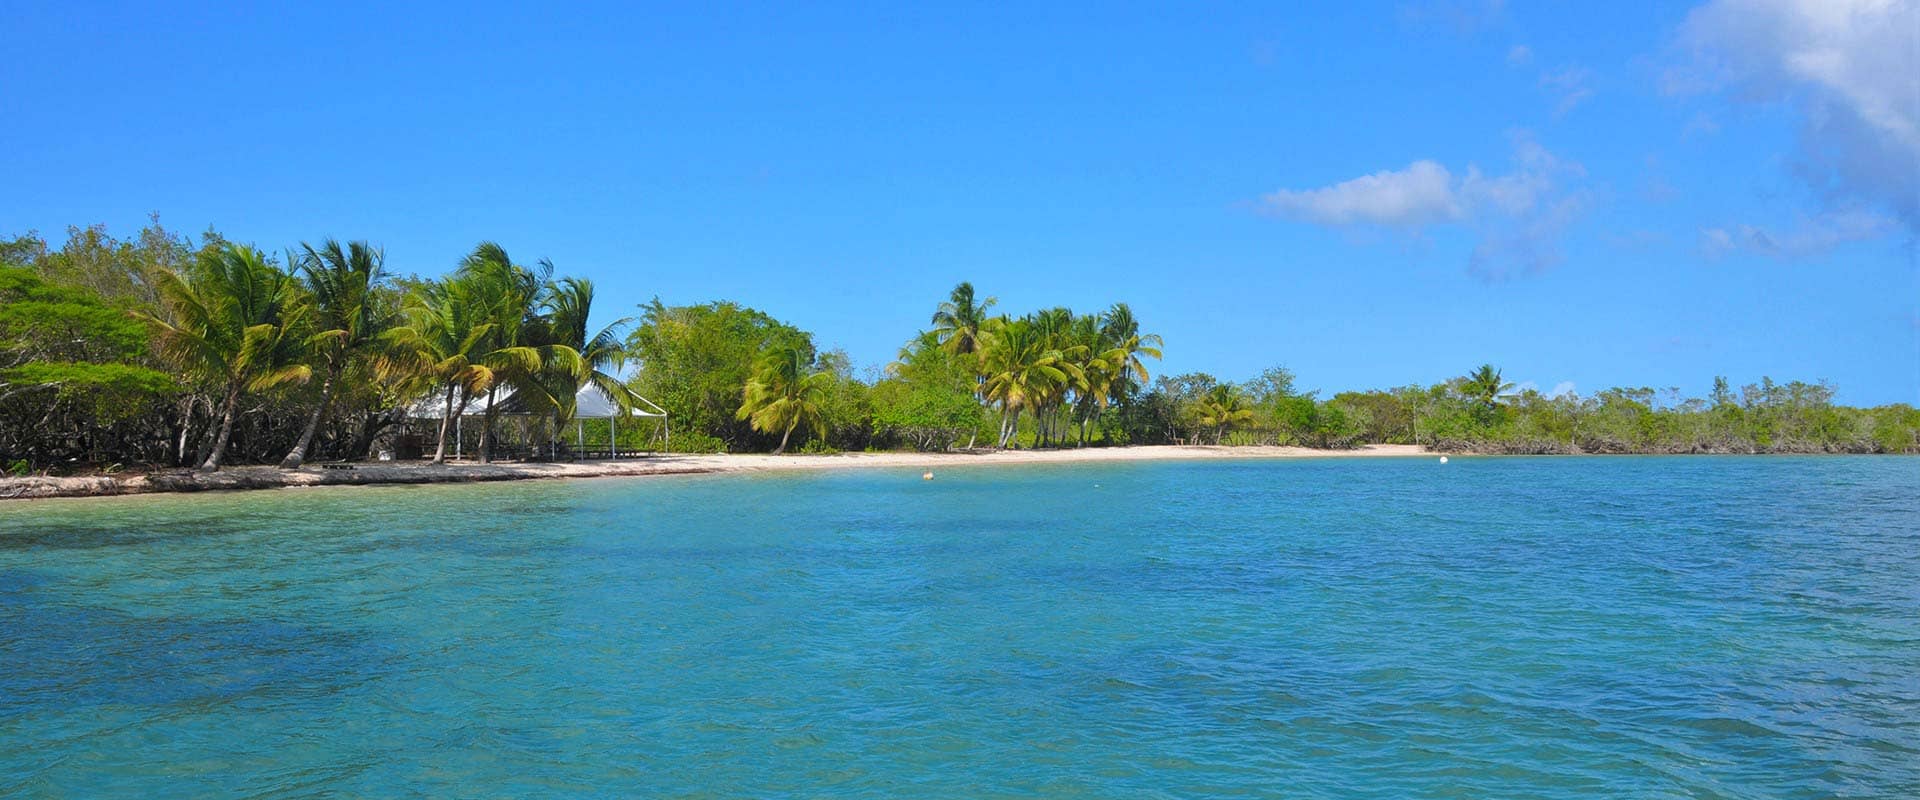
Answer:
xmin=3 ymin=457 xmax=1917 ymax=798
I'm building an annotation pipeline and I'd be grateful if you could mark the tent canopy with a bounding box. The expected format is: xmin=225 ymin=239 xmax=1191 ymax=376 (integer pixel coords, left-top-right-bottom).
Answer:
xmin=405 ymin=387 xmax=516 ymax=419
xmin=406 ymin=384 xmax=665 ymax=420
xmin=575 ymin=384 xmax=666 ymax=419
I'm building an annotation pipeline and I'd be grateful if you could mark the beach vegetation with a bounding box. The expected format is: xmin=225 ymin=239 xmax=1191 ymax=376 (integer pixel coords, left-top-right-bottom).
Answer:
xmin=3 ymin=221 xmax=1918 ymax=472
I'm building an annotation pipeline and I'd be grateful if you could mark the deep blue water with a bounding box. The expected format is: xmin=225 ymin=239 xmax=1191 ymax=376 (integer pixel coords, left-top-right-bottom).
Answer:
xmin=2 ymin=456 xmax=1917 ymax=798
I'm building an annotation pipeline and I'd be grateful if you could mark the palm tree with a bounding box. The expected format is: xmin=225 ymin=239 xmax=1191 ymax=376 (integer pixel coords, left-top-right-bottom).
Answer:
xmin=542 ymin=277 xmax=637 ymax=410
xmin=1101 ymin=302 xmax=1163 ymax=406
xmin=1463 ymin=364 xmax=1514 ymax=411
xmin=978 ymin=316 xmax=1083 ymax=448
xmin=930 ymin=281 xmax=995 ymax=356
xmin=534 ymin=276 xmax=640 ymax=452
xmin=279 ymin=239 xmax=398 ymax=468
xmin=1068 ymin=313 xmax=1128 ymax=445
xmin=737 ymin=345 xmax=832 ymax=453
xmin=1195 ymin=384 xmax=1255 ymax=444
xmin=140 ymin=243 xmax=313 ymax=471
xmin=397 ymin=275 xmax=499 ymax=463
xmin=455 ymin=243 xmax=581 ymax=462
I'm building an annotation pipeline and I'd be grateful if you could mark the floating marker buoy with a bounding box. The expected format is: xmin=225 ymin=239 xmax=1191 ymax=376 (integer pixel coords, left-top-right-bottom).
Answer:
xmin=1439 ymin=456 xmax=1449 ymax=464
xmin=923 ymin=471 xmax=934 ymax=481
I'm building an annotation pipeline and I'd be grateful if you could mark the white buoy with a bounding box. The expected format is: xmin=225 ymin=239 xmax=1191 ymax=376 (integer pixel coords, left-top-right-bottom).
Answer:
xmin=1439 ymin=455 xmax=1449 ymax=464
xmin=922 ymin=471 xmax=934 ymax=481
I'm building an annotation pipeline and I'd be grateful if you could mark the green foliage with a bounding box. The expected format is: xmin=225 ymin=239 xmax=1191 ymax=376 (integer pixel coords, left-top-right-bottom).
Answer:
xmin=737 ymin=344 xmax=834 ymax=454
xmin=2 ymin=266 xmax=178 ymax=466
xmin=4 ymin=219 xmax=1916 ymax=470
xmin=663 ymin=431 xmax=728 ymax=454
xmin=626 ymin=299 xmax=812 ymax=450
xmin=870 ymin=376 xmax=984 ymax=450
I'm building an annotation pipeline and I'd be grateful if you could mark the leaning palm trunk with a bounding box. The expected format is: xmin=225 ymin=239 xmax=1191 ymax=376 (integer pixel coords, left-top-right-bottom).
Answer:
xmin=431 ymin=385 xmax=466 ymax=463
xmin=774 ymin=422 xmax=796 ymax=454
xmin=479 ymin=386 xmax=499 ymax=463
xmin=174 ymin=395 xmax=199 ymax=465
xmin=200 ymin=383 xmax=243 ymax=472
xmin=279 ymin=368 xmax=339 ymax=469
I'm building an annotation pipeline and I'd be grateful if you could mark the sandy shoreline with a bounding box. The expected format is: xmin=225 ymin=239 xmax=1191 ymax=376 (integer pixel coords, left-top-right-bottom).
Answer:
xmin=0 ymin=444 xmax=1426 ymax=501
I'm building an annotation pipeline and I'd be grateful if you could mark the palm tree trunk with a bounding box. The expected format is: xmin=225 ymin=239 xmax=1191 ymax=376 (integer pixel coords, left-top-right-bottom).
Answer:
xmin=432 ymin=385 xmax=457 ymax=463
xmin=479 ymin=386 xmax=498 ymax=463
xmin=200 ymin=383 xmax=242 ymax=472
xmin=174 ymin=395 xmax=197 ymax=465
xmin=279 ymin=366 xmax=338 ymax=469
xmin=774 ymin=422 xmax=795 ymax=454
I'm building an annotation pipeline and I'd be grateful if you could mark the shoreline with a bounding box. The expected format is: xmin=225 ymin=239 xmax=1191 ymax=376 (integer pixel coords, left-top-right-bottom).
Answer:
xmin=0 ymin=444 xmax=1426 ymax=502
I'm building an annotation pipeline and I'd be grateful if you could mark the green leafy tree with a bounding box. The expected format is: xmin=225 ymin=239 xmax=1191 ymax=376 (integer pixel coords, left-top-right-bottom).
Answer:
xmin=0 ymin=267 xmax=176 ymax=465
xmin=627 ymin=299 xmax=812 ymax=450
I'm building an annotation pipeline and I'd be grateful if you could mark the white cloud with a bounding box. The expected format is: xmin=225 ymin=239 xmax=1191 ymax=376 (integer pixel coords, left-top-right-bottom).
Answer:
xmin=1261 ymin=161 xmax=1463 ymax=226
xmin=1260 ymin=131 xmax=1590 ymax=281
xmin=1672 ymin=0 xmax=1920 ymax=229
xmin=1507 ymin=44 xmax=1533 ymax=65
xmin=1548 ymin=381 xmax=1578 ymax=398
xmin=1698 ymin=208 xmax=1896 ymax=259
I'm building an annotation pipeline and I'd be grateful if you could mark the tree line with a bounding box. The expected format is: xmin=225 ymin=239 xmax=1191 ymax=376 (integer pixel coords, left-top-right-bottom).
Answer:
xmin=3 ymin=220 xmax=1915 ymax=475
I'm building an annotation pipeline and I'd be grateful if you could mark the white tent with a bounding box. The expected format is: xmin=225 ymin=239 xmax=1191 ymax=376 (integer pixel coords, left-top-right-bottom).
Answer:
xmin=571 ymin=384 xmax=668 ymax=457
xmin=405 ymin=387 xmax=517 ymax=419
xmin=405 ymin=384 xmax=669 ymax=458
xmin=404 ymin=388 xmax=521 ymax=459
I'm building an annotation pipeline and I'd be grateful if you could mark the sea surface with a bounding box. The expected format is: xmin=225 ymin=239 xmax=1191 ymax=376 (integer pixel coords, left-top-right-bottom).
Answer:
xmin=2 ymin=456 xmax=1917 ymax=798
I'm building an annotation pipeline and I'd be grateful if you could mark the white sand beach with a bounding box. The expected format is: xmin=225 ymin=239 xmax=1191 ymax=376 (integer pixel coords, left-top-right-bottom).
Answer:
xmin=0 ymin=444 xmax=1427 ymax=501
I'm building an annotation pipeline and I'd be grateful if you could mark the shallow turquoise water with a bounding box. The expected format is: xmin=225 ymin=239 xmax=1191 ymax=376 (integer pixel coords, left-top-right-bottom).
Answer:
xmin=2 ymin=456 xmax=1917 ymax=798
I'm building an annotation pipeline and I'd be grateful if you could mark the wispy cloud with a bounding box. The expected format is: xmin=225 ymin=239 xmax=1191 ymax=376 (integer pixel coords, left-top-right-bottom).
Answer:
xmin=1698 ymin=209 xmax=1895 ymax=260
xmin=1507 ymin=44 xmax=1532 ymax=65
xmin=1539 ymin=65 xmax=1596 ymax=117
xmin=1260 ymin=131 xmax=1591 ymax=281
xmin=1669 ymin=0 xmax=1920 ymax=231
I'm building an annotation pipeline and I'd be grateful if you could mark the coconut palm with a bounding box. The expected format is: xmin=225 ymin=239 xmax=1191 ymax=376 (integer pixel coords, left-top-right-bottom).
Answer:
xmin=278 ymin=239 xmax=399 ymax=468
xmin=398 ymin=275 xmax=501 ymax=463
xmin=541 ymin=276 xmax=638 ymax=413
xmin=140 ymin=243 xmax=313 ymax=471
xmin=1463 ymin=363 xmax=1514 ymax=411
xmin=1101 ymin=302 xmax=1163 ymax=404
xmin=737 ymin=344 xmax=832 ymax=453
xmin=978 ymin=316 xmax=1083 ymax=448
xmin=1068 ymin=313 xmax=1128 ymax=445
xmin=930 ymin=281 xmax=995 ymax=357
xmin=1195 ymin=384 xmax=1255 ymax=444
xmin=455 ymin=244 xmax=581 ymax=462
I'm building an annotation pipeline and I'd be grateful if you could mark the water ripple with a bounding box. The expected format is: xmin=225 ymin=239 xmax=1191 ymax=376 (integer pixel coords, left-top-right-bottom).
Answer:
xmin=1 ymin=457 xmax=1916 ymax=797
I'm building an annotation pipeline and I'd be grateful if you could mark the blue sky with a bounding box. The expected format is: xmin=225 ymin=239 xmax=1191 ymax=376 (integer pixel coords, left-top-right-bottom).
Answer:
xmin=5 ymin=1 xmax=1916 ymax=403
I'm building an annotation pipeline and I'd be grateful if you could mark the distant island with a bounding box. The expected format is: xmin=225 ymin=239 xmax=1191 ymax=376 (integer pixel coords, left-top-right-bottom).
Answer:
xmin=3 ymin=219 xmax=1916 ymax=486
